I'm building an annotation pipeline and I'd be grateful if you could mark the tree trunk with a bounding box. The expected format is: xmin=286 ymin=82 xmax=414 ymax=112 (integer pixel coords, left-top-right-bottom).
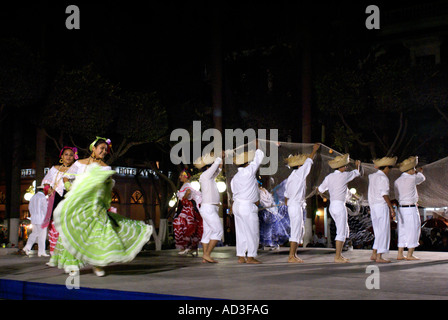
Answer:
xmin=301 ymin=42 xmax=312 ymax=143
xmin=8 ymin=115 xmax=23 ymax=247
xmin=35 ymin=127 xmax=46 ymax=191
xmin=210 ymin=3 xmax=223 ymax=133
xmin=301 ymin=39 xmax=314 ymax=247
xmin=134 ymin=170 xmax=153 ymax=222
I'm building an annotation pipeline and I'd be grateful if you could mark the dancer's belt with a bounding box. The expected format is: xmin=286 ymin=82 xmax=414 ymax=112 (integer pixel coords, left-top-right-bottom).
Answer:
xmin=201 ymin=203 xmax=220 ymax=208
xmin=399 ymin=204 xmax=416 ymax=208
xmin=234 ymin=199 xmax=256 ymax=205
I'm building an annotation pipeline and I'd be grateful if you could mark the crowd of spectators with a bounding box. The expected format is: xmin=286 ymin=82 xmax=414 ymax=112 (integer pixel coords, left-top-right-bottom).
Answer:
xmin=420 ymin=227 xmax=448 ymax=251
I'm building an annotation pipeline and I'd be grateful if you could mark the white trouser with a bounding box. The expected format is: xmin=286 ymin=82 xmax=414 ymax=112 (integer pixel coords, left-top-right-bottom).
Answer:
xmin=397 ymin=206 xmax=421 ymax=249
xmin=329 ymin=200 xmax=349 ymax=242
xmin=287 ymin=202 xmax=305 ymax=244
xmin=232 ymin=200 xmax=259 ymax=257
xmin=199 ymin=203 xmax=223 ymax=244
xmin=24 ymin=224 xmax=47 ymax=255
xmin=370 ymin=203 xmax=391 ymax=254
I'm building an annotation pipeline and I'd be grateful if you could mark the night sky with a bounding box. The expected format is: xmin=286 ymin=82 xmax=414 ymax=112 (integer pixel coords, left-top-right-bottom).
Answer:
xmin=0 ymin=1 xmax=378 ymax=92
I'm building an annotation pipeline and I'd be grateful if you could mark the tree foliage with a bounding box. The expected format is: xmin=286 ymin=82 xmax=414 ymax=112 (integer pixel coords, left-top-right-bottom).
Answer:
xmin=41 ymin=64 xmax=168 ymax=164
xmin=0 ymin=38 xmax=47 ymax=119
xmin=315 ymin=47 xmax=448 ymax=162
xmin=43 ymin=64 xmax=118 ymax=139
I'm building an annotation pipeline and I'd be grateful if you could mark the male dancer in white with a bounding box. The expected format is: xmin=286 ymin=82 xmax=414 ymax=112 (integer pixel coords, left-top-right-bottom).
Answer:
xmin=230 ymin=141 xmax=264 ymax=264
xmin=318 ymin=154 xmax=361 ymax=263
xmin=394 ymin=156 xmax=425 ymax=261
xmin=284 ymin=143 xmax=320 ymax=263
xmin=23 ymin=186 xmax=49 ymax=257
xmin=196 ymin=153 xmax=224 ymax=263
xmin=368 ymin=157 xmax=397 ymax=263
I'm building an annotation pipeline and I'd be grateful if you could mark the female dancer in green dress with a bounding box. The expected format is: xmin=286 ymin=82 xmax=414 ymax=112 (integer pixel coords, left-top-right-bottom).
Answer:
xmin=48 ymin=137 xmax=152 ymax=276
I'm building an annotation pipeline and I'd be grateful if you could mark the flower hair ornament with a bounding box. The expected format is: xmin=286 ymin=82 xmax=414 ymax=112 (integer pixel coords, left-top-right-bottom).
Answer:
xmin=180 ymin=169 xmax=191 ymax=179
xmin=59 ymin=146 xmax=79 ymax=160
xmin=89 ymin=136 xmax=112 ymax=154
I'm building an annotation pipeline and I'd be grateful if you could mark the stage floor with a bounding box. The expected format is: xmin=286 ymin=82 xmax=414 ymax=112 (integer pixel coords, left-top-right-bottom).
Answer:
xmin=1 ymin=247 xmax=448 ymax=300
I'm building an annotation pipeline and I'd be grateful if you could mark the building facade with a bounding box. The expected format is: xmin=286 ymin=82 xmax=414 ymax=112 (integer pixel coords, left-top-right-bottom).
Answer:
xmin=0 ymin=166 xmax=163 ymax=228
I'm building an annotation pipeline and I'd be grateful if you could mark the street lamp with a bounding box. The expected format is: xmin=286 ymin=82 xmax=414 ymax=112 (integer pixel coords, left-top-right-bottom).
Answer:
xmin=168 ymin=193 xmax=177 ymax=208
xmin=24 ymin=180 xmax=36 ymax=202
xmin=24 ymin=193 xmax=33 ymax=202
xmin=216 ymin=181 xmax=227 ymax=193
xmin=191 ymin=181 xmax=201 ymax=191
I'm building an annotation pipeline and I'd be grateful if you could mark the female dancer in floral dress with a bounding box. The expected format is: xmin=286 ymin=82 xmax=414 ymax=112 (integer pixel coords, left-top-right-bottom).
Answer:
xmin=42 ymin=146 xmax=78 ymax=255
xmin=173 ymin=170 xmax=203 ymax=256
xmin=48 ymin=137 xmax=152 ymax=276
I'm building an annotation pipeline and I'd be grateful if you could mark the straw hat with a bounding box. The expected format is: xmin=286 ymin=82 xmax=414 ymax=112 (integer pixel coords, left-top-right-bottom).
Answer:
xmin=193 ymin=153 xmax=216 ymax=169
xmin=285 ymin=154 xmax=309 ymax=168
xmin=328 ymin=154 xmax=350 ymax=169
xmin=399 ymin=156 xmax=418 ymax=172
xmin=373 ymin=156 xmax=397 ymax=168
xmin=233 ymin=150 xmax=255 ymax=165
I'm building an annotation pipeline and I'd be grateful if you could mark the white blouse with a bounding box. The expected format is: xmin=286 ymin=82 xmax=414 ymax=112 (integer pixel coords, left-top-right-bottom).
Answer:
xmin=72 ymin=160 xmax=112 ymax=173
xmin=259 ymin=187 xmax=278 ymax=215
xmin=42 ymin=165 xmax=78 ymax=197
xmin=177 ymin=182 xmax=202 ymax=207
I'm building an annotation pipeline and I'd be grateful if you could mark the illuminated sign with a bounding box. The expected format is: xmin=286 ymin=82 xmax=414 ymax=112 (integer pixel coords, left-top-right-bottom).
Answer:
xmin=21 ymin=167 xmax=171 ymax=179
xmin=112 ymin=167 xmax=172 ymax=179
xmin=21 ymin=168 xmax=50 ymax=178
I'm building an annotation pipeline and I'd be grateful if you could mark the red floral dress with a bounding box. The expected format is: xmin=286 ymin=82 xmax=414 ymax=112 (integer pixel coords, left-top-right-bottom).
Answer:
xmin=173 ymin=183 xmax=203 ymax=250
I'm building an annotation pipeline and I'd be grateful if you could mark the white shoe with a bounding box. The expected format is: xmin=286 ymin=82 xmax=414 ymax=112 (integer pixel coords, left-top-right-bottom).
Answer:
xmin=38 ymin=253 xmax=50 ymax=257
xmin=178 ymin=249 xmax=190 ymax=255
xmin=23 ymin=248 xmax=31 ymax=256
xmin=93 ymin=267 xmax=105 ymax=277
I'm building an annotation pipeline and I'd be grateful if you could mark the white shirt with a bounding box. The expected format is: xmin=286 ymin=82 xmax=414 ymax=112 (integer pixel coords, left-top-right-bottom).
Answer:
xmin=318 ymin=169 xmax=360 ymax=202
xmin=42 ymin=165 xmax=77 ymax=197
xmin=284 ymin=158 xmax=313 ymax=205
xmin=394 ymin=172 xmax=426 ymax=205
xmin=28 ymin=191 xmax=48 ymax=225
xmin=368 ymin=170 xmax=390 ymax=206
xmin=199 ymin=157 xmax=222 ymax=205
xmin=231 ymin=149 xmax=265 ymax=203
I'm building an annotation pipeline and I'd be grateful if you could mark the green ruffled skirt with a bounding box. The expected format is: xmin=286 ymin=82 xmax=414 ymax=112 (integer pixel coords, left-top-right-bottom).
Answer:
xmin=47 ymin=237 xmax=85 ymax=273
xmin=49 ymin=164 xmax=152 ymax=271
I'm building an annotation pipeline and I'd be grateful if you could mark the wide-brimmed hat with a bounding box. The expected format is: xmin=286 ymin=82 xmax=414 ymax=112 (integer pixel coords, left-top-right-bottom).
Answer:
xmin=373 ymin=156 xmax=397 ymax=168
xmin=233 ymin=150 xmax=255 ymax=165
xmin=328 ymin=154 xmax=350 ymax=169
xmin=285 ymin=154 xmax=308 ymax=168
xmin=399 ymin=156 xmax=418 ymax=172
xmin=193 ymin=153 xmax=216 ymax=169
